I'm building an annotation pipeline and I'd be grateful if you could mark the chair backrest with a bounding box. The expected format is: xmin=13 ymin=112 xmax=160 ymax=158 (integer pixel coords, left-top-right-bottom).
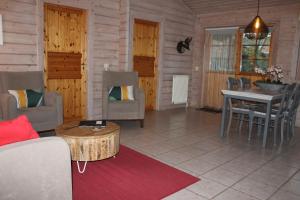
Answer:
xmin=227 ymin=77 xmax=240 ymax=90
xmin=240 ymin=77 xmax=251 ymax=89
xmin=0 ymin=71 xmax=44 ymax=93
xmin=286 ymin=84 xmax=300 ymax=116
xmin=102 ymin=71 xmax=139 ymax=90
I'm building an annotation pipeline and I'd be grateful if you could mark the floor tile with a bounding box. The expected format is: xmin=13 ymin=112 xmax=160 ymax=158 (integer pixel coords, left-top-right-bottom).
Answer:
xmin=269 ymin=189 xmax=300 ymax=200
xmin=213 ymin=188 xmax=259 ymax=200
xmin=177 ymin=158 xmax=219 ymax=175
xmin=202 ymin=167 xmax=245 ymax=186
xmin=163 ymin=189 xmax=208 ymax=200
xmin=281 ymin=179 xmax=300 ymax=196
xmin=247 ymin=168 xmax=290 ymax=187
xmin=187 ymin=178 xmax=228 ymax=199
xmin=233 ymin=178 xmax=278 ymax=200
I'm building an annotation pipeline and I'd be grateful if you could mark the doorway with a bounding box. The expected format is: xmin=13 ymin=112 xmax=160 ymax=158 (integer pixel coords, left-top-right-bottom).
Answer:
xmin=44 ymin=3 xmax=87 ymax=122
xmin=133 ymin=19 xmax=159 ymax=110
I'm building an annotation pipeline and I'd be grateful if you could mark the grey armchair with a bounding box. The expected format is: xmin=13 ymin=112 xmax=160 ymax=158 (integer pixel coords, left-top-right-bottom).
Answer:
xmin=102 ymin=71 xmax=145 ymax=127
xmin=0 ymin=71 xmax=63 ymax=131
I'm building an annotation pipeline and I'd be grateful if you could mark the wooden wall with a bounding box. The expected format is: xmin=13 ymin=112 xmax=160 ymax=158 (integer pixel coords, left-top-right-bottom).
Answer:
xmin=0 ymin=0 xmax=38 ymax=71
xmin=125 ymin=0 xmax=195 ymax=110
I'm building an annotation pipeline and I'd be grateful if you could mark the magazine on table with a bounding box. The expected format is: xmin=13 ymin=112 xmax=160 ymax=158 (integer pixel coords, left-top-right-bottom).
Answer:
xmin=79 ymin=120 xmax=106 ymax=128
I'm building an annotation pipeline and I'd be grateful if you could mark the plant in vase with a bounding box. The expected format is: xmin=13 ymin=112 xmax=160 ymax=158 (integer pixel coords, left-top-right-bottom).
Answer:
xmin=254 ymin=65 xmax=285 ymax=91
xmin=255 ymin=65 xmax=284 ymax=83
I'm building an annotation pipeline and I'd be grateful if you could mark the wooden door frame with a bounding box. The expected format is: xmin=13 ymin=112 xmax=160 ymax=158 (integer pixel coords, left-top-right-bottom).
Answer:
xmin=128 ymin=11 xmax=165 ymax=111
xmin=37 ymin=0 xmax=94 ymax=119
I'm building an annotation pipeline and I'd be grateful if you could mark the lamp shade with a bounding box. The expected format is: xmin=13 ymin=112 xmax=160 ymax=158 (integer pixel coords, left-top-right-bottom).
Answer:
xmin=244 ymin=15 xmax=269 ymax=40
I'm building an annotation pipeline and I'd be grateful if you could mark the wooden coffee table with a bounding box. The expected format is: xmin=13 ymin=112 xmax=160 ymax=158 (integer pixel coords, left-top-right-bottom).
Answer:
xmin=55 ymin=121 xmax=120 ymax=173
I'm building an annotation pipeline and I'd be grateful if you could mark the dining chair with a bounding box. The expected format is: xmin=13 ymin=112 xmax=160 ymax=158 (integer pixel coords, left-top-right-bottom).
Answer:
xmin=248 ymin=89 xmax=288 ymax=145
xmin=240 ymin=77 xmax=251 ymax=89
xmin=226 ymin=77 xmax=253 ymax=136
xmin=280 ymin=84 xmax=300 ymax=145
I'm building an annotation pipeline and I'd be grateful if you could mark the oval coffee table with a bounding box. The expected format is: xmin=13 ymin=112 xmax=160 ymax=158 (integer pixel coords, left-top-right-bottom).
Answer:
xmin=55 ymin=121 xmax=120 ymax=173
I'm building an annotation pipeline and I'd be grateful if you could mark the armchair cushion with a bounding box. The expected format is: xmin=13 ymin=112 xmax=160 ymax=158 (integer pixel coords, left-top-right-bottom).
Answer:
xmin=109 ymin=85 xmax=134 ymax=101
xmin=0 ymin=115 xmax=39 ymax=146
xmin=8 ymin=89 xmax=43 ymax=108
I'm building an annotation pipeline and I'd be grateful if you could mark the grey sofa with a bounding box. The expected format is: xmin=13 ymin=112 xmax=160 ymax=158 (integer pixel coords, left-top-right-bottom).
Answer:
xmin=0 ymin=137 xmax=72 ymax=200
xmin=0 ymin=71 xmax=63 ymax=131
xmin=102 ymin=71 xmax=145 ymax=127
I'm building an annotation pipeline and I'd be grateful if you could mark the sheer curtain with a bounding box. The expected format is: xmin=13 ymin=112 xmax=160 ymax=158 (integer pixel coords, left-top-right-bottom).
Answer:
xmin=208 ymin=28 xmax=237 ymax=72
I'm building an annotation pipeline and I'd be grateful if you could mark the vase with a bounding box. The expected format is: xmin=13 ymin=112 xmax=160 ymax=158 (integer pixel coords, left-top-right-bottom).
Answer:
xmin=254 ymin=81 xmax=286 ymax=92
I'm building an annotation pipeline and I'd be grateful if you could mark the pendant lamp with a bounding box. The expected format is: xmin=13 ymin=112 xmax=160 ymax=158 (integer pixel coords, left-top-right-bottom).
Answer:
xmin=244 ymin=0 xmax=269 ymax=40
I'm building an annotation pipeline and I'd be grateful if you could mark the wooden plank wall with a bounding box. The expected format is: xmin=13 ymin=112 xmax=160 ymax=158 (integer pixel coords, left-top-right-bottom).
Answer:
xmin=92 ymin=0 xmax=120 ymax=118
xmin=129 ymin=0 xmax=195 ymax=110
xmin=0 ymin=0 xmax=38 ymax=71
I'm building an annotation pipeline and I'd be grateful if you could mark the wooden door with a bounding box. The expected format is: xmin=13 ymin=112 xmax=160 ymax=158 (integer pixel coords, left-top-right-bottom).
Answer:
xmin=133 ymin=19 xmax=159 ymax=110
xmin=44 ymin=4 xmax=87 ymax=122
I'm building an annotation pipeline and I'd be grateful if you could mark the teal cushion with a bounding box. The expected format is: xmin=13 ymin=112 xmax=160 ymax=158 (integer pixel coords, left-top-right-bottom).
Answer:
xmin=109 ymin=86 xmax=121 ymax=101
xmin=26 ymin=89 xmax=43 ymax=107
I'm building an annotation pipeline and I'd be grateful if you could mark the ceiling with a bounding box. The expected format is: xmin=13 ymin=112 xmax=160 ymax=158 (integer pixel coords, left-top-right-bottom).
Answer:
xmin=182 ymin=0 xmax=300 ymax=15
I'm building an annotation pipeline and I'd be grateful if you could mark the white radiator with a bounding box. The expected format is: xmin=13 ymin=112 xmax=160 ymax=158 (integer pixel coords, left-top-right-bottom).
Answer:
xmin=172 ymin=75 xmax=189 ymax=105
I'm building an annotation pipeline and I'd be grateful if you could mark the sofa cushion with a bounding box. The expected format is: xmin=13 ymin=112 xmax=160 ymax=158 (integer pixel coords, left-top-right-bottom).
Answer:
xmin=0 ymin=115 xmax=39 ymax=146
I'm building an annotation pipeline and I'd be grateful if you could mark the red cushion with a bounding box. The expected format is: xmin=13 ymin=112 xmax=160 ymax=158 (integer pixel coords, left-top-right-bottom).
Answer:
xmin=0 ymin=115 xmax=39 ymax=146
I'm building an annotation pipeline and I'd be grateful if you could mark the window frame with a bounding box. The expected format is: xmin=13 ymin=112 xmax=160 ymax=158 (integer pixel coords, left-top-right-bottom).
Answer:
xmin=235 ymin=28 xmax=273 ymax=76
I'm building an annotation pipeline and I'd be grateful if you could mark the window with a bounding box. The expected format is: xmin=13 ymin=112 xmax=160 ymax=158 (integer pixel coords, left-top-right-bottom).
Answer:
xmin=208 ymin=28 xmax=237 ymax=72
xmin=240 ymin=31 xmax=272 ymax=73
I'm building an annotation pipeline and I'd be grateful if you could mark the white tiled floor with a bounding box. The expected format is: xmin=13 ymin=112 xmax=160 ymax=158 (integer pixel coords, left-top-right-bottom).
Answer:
xmin=118 ymin=108 xmax=300 ymax=200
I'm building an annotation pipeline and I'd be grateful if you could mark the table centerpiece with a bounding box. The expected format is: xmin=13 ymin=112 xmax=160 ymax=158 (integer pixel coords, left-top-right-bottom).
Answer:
xmin=254 ymin=65 xmax=286 ymax=91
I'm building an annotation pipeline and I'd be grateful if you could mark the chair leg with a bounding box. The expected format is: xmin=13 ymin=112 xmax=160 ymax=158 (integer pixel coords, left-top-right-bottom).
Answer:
xmin=226 ymin=109 xmax=233 ymax=136
xmin=280 ymin=118 xmax=285 ymax=146
xmin=238 ymin=114 xmax=244 ymax=135
xmin=248 ymin=115 xmax=254 ymax=141
xmin=291 ymin=115 xmax=296 ymax=139
xmin=257 ymin=118 xmax=262 ymax=136
xmin=273 ymin=119 xmax=279 ymax=146
xmin=140 ymin=119 xmax=144 ymax=128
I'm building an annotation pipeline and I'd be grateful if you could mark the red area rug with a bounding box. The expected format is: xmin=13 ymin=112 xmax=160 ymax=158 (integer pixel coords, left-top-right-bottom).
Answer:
xmin=72 ymin=145 xmax=199 ymax=200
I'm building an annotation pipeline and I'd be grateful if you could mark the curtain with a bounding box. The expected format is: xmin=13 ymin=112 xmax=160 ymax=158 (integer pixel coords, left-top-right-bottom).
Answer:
xmin=208 ymin=28 xmax=237 ymax=72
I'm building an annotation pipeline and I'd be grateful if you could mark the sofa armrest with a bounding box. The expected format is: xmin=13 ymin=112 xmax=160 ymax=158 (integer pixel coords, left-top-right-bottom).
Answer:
xmin=0 ymin=93 xmax=18 ymax=120
xmin=44 ymin=92 xmax=63 ymax=125
xmin=137 ymin=88 xmax=145 ymax=119
xmin=0 ymin=137 xmax=72 ymax=200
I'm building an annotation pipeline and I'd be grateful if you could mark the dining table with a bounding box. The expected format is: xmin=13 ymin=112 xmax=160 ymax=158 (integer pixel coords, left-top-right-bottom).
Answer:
xmin=220 ymin=88 xmax=284 ymax=147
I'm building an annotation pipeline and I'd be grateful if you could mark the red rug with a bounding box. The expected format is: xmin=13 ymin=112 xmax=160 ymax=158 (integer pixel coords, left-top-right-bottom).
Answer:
xmin=72 ymin=145 xmax=199 ymax=200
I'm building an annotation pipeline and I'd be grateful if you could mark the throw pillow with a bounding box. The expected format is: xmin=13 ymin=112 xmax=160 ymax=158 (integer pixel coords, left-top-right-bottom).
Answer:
xmin=108 ymin=85 xmax=134 ymax=101
xmin=8 ymin=89 xmax=43 ymax=108
xmin=0 ymin=115 xmax=39 ymax=146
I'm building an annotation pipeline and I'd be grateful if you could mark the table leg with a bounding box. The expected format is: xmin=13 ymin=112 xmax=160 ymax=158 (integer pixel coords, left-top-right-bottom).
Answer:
xmin=262 ymin=101 xmax=271 ymax=148
xmin=220 ymin=96 xmax=228 ymax=137
xmin=77 ymin=161 xmax=88 ymax=174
